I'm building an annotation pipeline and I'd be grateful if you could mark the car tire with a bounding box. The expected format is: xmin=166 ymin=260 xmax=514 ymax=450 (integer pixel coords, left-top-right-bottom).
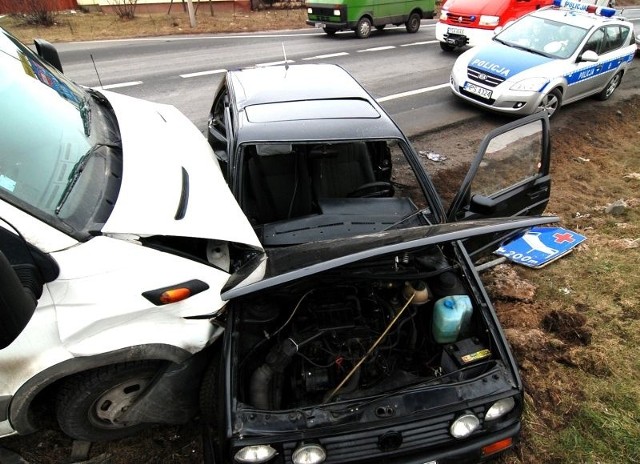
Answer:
xmin=56 ymin=361 xmax=162 ymax=442
xmin=199 ymin=353 xmax=222 ymax=424
xmin=440 ymin=41 xmax=456 ymax=52
xmin=375 ymin=25 xmax=386 ymax=31
xmin=355 ymin=17 xmax=372 ymax=39
xmin=406 ymin=12 xmax=421 ymax=33
xmin=596 ymin=71 xmax=622 ymax=101
xmin=323 ymin=27 xmax=337 ymax=36
xmin=538 ymin=88 xmax=562 ymax=118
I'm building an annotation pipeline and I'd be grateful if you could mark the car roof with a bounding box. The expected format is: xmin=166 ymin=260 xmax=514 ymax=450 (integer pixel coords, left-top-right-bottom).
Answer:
xmin=532 ymin=5 xmax=632 ymax=29
xmin=227 ymin=64 xmax=407 ymax=144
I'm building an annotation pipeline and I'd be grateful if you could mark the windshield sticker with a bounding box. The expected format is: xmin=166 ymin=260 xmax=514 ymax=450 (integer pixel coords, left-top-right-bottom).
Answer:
xmin=19 ymin=53 xmax=82 ymax=108
xmin=0 ymin=174 xmax=17 ymax=192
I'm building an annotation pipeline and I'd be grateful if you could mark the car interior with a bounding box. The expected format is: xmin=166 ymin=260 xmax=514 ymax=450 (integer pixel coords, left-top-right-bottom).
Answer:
xmin=239 ymin=140 xmax=425 ymax=245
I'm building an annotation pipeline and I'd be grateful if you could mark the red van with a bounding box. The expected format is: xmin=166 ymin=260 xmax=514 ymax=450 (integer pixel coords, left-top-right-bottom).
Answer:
xmin=436 ymin=0 xmax=611 ymax=51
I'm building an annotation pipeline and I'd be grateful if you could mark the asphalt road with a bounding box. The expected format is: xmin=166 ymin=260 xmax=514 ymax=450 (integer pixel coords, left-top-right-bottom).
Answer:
xmin=53 ymin=20 xmax=639 ymax=138
xmin=54 ymin=21 xmax=482 ymax=136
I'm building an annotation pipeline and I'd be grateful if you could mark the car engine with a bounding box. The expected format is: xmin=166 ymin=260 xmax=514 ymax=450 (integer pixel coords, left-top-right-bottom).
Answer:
xmin=234 ymin=246 xmax=493 ymax=411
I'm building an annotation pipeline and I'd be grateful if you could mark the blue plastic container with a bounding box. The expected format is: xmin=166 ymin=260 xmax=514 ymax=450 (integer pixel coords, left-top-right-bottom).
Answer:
xmin=432 ymin=295 xmax=473 ymax=344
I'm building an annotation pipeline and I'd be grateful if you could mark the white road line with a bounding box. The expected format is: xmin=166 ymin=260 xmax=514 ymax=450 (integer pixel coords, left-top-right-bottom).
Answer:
xmin=256 ymin=59 xmax=295 ymax=67
xmin=357 ymin=46 xmax=396 ymax=52
xmin=302 ymin=52 xmax=350 ymax=61
xmin=180 ymin=69 xmax=227 ymax=78
xmin=377 ymin=83 xmax=449 ymax=102
xmin=401 ymin=40 xmax=439 ymax=47
xmin=97 ymin=81 xmax=143 ymax=90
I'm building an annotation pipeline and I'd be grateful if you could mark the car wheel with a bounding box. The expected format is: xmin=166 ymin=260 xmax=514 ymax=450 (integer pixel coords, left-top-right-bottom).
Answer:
xmin=323 ymin=27 xmax=337 ymax=36
xmin=199 ymin=353 xmax=221 ymax=424
xmin=405 ymin=12 xmax=421 ymax=33
xmin=355 ymin=17 xmax=372 ymax=39
xmin=537 ymin=88 xmax=562 ymax=118
xmin=597 ymin=71 xmax=622 ymax=101
xmin=440 ymin=41 xmax=456 ymax=52
xmin=375 ymin=25 xmax=386 ymax=31
xmin=56 ymin=361 xmax=162 ymax=442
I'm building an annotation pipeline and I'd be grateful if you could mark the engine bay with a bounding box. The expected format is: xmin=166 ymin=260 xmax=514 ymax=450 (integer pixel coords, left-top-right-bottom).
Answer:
xmin=232 ymin=245 xmax=496 ymax=411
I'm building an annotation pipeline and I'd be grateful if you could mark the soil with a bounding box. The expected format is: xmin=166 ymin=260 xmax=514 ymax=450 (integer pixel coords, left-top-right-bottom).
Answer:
xmin=2 ymin=26 xmax=639 ymax=464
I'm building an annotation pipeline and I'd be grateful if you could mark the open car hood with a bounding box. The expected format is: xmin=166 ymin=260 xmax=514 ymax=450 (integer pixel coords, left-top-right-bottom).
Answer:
xmin=223 ymin=215 xmax=559 ymax=299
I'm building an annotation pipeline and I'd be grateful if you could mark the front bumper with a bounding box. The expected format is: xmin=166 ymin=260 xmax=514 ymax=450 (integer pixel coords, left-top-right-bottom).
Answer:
xmin=227 ymin=421 xmax=521 ymax=463
xmin=435 ymin=22 xmax=495 ymax=48
xmin=450 ymin=70 xmax=544 ymax=117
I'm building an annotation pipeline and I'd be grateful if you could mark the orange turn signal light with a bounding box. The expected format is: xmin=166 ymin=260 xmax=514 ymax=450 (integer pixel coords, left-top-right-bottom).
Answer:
xmin=160 ymin=288 xmax=192 ymax=304
xmin=482 ymin=437 xmax=513 ymax=456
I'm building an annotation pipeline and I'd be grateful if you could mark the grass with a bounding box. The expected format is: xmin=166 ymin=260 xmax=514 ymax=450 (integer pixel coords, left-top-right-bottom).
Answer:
xmin=0 ymin=6 xmax=308 ymax=44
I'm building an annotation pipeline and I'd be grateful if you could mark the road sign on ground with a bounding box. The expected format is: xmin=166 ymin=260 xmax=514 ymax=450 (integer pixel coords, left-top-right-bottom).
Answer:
xmin=495 ymin=226 xmax=587 ymax=268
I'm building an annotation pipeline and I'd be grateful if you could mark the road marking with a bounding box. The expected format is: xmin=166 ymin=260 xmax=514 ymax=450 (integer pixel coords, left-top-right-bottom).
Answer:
xmin=256 ymin=59 xmax=295 ymax=67
xmin=180 ymin=69 xmax=227 ymax=78
xmin=97 ymin=81 xmax=143 ymax=90
xmin=377 ymin=83 xmax=449 ymax=102
xmin=357 ymin=46 xmax=396 ymax=52
xmin=401 ymin=40 xmax=439 ymax=47
xmin=302 ymin=52 xmax=350 ymax=61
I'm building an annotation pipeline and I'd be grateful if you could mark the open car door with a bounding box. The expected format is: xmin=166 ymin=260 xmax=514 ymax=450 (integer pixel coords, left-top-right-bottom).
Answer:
xmin=446 ymin=112 xmax=552 ymax=259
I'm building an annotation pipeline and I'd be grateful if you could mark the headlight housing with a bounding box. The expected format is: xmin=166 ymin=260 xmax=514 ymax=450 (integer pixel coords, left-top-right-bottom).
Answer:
xmin=292 ymin=443 xmax=327 ymax=464
xmin=333 ymin=9 xmax=341 ymax=16
xmin=234 ymin=445 xmax=277 ymax=463
xmin=440 ymin=9 xmax=449 ymax=20
xmin=510 ymin=77 xmax=549 ymax=92
xmin=479 ymin=15 xmax=500 ymax=26
xmin=485 ymin=397 xmax=516 ymax=421
xmin=450 ymin=413 xmax=480 ymax=439
xmin=307 ymin=7 xmax=313 ymax=13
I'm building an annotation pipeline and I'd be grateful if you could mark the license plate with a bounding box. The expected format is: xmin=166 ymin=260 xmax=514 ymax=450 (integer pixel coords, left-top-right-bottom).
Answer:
xmin=314 ymin=22 xmax=325 ymax=28
xmin=447 ymin=27 xmax=464 ymax=35
xmin=464 ymin=82 xmax=492 ymax=100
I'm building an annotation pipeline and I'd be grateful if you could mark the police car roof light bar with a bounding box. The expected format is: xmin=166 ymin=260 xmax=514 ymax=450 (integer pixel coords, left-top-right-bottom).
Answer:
xmin=553 ymin=0 xmax=616 ymax=17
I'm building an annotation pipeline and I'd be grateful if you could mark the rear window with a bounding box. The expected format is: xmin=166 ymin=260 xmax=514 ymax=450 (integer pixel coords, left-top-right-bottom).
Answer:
xmin=245 ymin=99 xmax=380 ymax=123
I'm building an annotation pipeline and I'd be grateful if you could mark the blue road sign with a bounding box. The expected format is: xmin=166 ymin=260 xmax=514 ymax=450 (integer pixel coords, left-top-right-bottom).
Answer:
xmin=495 ymin=226 xmax=587 ymax=268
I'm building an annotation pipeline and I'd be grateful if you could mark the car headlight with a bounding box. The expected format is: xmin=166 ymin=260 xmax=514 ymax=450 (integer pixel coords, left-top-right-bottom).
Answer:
xmin=440 ymin=9 xmax=448 ymax=20
xmin=307 ymin=7 xmax=313 ymax=13
xmin=479 ymin=15 xmax=500 ymax=26
xmin=234 ymin=445 xmax=277 ymax=463
xmin=292 ymin=444 xmax=327 ymax=464
xmin=333 ymin=9 xmax=341 ymax=16
xmin=450 ymin=413 xmax=480 ymax=439
xmin=485 ymin=397 xmax=516 ymax=420
xmin=510 ymin=77 xmax=549 ymax=92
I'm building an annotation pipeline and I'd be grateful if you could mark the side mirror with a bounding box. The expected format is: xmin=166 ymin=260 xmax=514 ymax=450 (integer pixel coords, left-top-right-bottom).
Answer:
xmin=34 ymin=38 xmax=64 ymax=73
xmin=579 ymin=50 xmax=599 ymax=63
xmin=0 ymin=251 xmax=38 ymax=349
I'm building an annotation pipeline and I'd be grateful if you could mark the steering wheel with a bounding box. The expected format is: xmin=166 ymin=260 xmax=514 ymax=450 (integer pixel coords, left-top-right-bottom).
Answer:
xmin=347 ymin=181 xmax=395 ymax=198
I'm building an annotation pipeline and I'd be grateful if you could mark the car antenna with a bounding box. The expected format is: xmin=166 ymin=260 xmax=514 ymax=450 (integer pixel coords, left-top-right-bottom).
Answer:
xmin=281 ymin=42 xmax=289 ymax=70
xmin=90 ymin=54 xmax=104 ymax=89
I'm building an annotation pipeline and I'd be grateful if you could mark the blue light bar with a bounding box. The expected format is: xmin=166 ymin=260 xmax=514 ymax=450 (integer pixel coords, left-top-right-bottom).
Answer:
xmin=553 ymin=0 xmax=617 ymax=17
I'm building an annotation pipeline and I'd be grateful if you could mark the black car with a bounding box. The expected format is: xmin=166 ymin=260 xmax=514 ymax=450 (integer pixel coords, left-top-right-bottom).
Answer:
xmin=203 ymin=63 xmax=556 ymax=463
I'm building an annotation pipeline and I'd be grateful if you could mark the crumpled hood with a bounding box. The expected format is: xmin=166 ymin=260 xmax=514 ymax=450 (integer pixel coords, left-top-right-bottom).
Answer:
xmin=464 ymin=42 xmax=553 ymax=80
xmin=100 ymin=91 xmax=261 ymax=249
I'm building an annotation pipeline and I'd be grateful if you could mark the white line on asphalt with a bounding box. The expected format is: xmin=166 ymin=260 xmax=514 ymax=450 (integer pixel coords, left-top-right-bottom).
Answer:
xmin=400 ymin=40 xmax=439 ymax=47
xmin=357 ymin=46 xmax=396 ymax=52
xmin=377 ymin=83 xmax=449 ymax=102
xmin=302 ymin=52 xmax=350 ymax=61
xmin=256 ymin=59 xmax=295 ymax=67
xmin=97 ymin=81 xmax=143 ymax=90
xmin=180 ymin=69 xmax=227 ymax=78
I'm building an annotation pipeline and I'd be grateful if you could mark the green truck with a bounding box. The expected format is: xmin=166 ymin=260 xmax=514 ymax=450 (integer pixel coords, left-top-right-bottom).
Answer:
xmin=306 ymin=0 xmax=436 ymax=38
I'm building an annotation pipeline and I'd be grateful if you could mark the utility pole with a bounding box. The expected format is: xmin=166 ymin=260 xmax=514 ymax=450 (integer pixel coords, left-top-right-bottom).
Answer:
xmin=186 ymin=0 xmax=196 ymax=27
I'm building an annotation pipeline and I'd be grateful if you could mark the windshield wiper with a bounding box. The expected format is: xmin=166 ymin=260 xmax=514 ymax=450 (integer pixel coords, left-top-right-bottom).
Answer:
xmin=54 ymin=143 xmax=116 ymax=215
xmin=79 ymin=95 xmax=91 ymax=136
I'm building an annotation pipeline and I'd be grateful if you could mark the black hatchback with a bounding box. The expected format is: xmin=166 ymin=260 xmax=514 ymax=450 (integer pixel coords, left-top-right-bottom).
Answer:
xmin=203 ymin=63 xmax=556 ymax=464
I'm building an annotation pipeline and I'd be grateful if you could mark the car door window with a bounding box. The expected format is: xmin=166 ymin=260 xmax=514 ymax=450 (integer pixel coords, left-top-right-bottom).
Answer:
xmin=447 ymin=112 xmax=551 ymax=222
xmin=601 ymin=25 xmax=629 ymax=53
xmin=582 ymin=28 xmax=604 ymax=54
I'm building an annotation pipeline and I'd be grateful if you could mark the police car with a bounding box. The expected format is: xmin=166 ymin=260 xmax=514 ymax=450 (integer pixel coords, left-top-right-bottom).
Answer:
xmin=450 ymin=0 xmax=637 ymax=117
